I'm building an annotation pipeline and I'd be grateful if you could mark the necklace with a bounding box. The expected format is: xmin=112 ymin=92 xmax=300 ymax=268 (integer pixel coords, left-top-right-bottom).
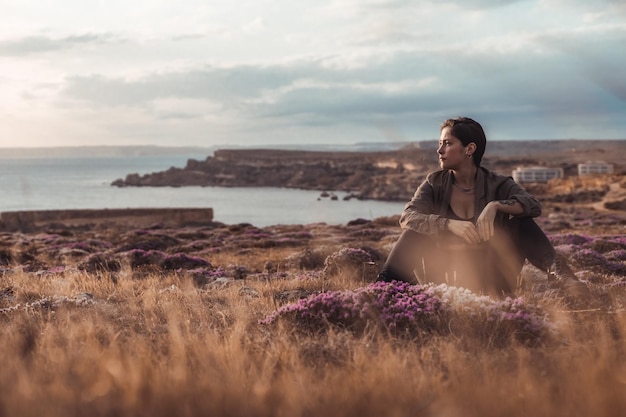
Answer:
xmin=453 ymin=182 xmax=474 ymax=194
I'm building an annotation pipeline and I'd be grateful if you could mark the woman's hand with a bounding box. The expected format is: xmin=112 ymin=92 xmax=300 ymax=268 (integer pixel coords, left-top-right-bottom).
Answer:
xmin=447 ymin=219 xmax=482 ymax=245
xmin=476 ymin=201 xmax=499 ymax=241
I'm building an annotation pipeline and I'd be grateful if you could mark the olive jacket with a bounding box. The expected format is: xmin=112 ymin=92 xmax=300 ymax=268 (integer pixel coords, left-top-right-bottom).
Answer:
xmin=399 ymin=166 xmax=542 ymax=235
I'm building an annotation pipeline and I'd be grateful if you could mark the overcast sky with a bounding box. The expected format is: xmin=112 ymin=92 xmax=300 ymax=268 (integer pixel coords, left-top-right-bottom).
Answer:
xmin=1 ymin=0 xmax=625 ymax=148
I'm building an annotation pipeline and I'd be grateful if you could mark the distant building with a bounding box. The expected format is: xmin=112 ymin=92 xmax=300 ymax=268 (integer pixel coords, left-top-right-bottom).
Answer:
xmin=578 ymin=161 xmax=614 ymax=176
xmin=512 ymin=166 xmax=564 ymax=183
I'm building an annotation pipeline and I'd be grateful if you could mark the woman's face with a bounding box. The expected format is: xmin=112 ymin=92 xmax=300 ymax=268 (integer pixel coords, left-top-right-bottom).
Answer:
xmin=437 ymin=127 xmax=469 ymax=170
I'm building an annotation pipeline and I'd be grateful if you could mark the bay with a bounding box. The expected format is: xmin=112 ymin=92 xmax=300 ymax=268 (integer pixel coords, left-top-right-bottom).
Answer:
xmin=0 ymin=155 xmax=405 ymax=227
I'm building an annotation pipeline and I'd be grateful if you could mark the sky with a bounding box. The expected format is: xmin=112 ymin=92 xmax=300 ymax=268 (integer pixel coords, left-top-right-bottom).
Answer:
xmin=1 ymin=0 xmax=625 ymax=149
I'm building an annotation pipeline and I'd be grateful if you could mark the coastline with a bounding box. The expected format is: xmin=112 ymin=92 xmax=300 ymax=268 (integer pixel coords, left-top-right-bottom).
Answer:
xmin=110 ymin=140 xmax=626 ymax=202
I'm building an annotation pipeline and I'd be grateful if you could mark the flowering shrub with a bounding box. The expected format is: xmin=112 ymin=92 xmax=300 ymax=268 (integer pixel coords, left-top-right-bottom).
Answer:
xmin=77 ymin=253 xmax=122 ymax=273
xmin=590 ymin=239 xmax=626 ymax=253
xmin=568 ymin=248 xmax=625 ymax=274
xmin=572 ymin=248 xmax=607 ymax=268
xmin=549 ymin=233 xmax=593 ymax=247
xmin=554 ymin=244 xmax=580 ymax=258
xmin=606 ymin=250 xmax=626 ymax=262
xmin=161 ymin=253 xmax=211 ymax=270
xmin=114 ymin=234 xmax=181 ymax=253
xmin=261 ymin=281 xmax=442 ymax=336
xmin=368 ymin=281 xmax=441 ymax=332
xmin=126 ymin=249 xmax=167 ymax=269
xmin=46 ymin=239 xmax=113 ymax=255
xmin=323 ymin=247 xmax=378 ymax=280
xmin=607 ymin=263 xmax=626 ymax=275
xmin=547 ymin=232 xmax=626 ymax=277
xmin=261 ymin=281 xmax=554 ymax=346
xmin=607 ymin=236 xmax=626 ymax=247
xmin=175 ymin=240 xmax=213 ymax=252
xmin=346 ymin=228 xmax=389 ymax=241
xmin=429 ymin=284 xmax=552 ymax=346
xmin=227 ymin=264 xmax=250 ymax=279
xmin=242 ymin=228 xmax=271 ymax=239
xmin=269 ymin=237 xmax=305 ymax=247
xmin=284 ymin=231 xmax=314 ymax=240
xmin=285 ymin=248 xmax=326 ymax=270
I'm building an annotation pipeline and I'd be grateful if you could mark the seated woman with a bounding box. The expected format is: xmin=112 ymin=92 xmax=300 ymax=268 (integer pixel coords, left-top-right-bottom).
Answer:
xmin=377 ymin=116 xmax=588 ymax=297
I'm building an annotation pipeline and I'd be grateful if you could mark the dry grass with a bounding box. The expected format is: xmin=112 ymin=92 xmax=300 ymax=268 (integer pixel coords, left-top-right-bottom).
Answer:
xmin=1 ymin=265 xmax=625 ymax=417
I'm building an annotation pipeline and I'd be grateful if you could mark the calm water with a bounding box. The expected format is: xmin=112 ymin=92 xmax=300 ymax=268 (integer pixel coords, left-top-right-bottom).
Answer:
xmin=0 ymin=156 xmax=405 ymax=227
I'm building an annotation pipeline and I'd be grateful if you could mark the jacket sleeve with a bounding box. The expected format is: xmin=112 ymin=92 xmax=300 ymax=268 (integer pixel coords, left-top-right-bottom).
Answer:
xmin=399 ymin=179 xmax=443 ymax=235
xmin=497 ymin=177 xmax=542 ymax=217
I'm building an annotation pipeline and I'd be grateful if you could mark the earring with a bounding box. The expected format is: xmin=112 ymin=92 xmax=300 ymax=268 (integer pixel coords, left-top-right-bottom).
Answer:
xmin=466 ymin=153 xmax=472 ymax=158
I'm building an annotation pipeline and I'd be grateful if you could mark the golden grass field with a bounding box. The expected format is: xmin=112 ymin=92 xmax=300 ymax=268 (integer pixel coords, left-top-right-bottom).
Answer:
xmin=3 ymin=143 xmax=626 ymax=416
xmin=1 ymin=234 xmax=625 ymax=417
xmin=3 ymin=170 xmax=626 ymax=416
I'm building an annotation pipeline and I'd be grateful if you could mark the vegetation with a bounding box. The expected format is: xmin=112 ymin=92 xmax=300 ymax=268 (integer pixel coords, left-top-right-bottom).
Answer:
xmin=1 ymin=230 xmax=625 ymax=417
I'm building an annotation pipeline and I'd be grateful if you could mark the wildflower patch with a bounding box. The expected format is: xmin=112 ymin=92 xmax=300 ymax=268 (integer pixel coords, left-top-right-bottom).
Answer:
xmin=261 ymin=281 xmax=554 ymax=347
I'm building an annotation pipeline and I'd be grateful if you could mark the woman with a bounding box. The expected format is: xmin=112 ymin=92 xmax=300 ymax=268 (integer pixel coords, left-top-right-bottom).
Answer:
xmin=377 ymin=117 xmax=588 ymax=297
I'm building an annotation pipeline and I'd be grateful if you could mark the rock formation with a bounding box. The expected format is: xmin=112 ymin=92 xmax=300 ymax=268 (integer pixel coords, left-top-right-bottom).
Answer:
xmin=111 ymin=140 xmax=626 ymax=203
xmin=111 ymin=146 xmax=438 ymax=201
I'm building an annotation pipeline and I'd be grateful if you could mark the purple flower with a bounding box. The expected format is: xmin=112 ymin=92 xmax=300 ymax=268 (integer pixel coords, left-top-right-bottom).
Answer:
xmin=549 ymin=233 xmax=593 ymax=247
xmin=323 ymin=247 xmax=378 ymax=279
xmin=606 ymin=250 xmax=626 ymax=262
xmin=260 ymin=281 xmax=442 ymax=335
xmin=262 ymin=281 xmax=555 ymax=346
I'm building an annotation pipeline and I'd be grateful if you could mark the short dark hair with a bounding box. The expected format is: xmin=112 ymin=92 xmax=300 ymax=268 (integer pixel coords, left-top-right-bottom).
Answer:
xmin=440 ymin=117 xmax=486 ymax=166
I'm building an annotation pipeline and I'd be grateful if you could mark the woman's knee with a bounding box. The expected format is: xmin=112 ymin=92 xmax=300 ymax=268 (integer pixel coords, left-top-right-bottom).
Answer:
xmin=379 ymin=229 xmax=430 ymax=283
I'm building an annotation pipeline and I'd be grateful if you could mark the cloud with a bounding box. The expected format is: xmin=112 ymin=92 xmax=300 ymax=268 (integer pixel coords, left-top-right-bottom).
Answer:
xmin=149 ymin=97 xmax=223 ymax=120
xmin=242 ymin=17 xmax=268 ymax=34
xmin=329 ymin=0 xmax=525 ymax=14
xmin=532 ymin=24 xmax=626 ymax=101
xmin=60 ymin=26 xmax=625 ymax=140
xmin=63 ymin=63 xmax=313 ymax=107
xmin=67 ymin=22 xmax=620 ymax=113
xmin=0 ymin=33 xmax=122 ymax=56
xmin=455 ymin=0 xmax=528 ymax=9
xmin=5 ymin=0 xmax=624 ymax=147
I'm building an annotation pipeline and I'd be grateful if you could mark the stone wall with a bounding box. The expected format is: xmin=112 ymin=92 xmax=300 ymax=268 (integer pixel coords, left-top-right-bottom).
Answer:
xmin=0 ymin=208 xmax=214 ymax=232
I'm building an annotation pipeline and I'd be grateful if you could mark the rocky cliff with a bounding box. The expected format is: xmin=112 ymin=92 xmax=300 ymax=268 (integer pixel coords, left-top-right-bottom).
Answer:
xmin=111 ymin=140 xmax=626 ymax=202
xmin=112 ymin=146 xmax=438 ymax=201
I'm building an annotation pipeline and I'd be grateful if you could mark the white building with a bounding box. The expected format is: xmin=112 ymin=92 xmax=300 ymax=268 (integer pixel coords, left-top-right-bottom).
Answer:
xmin=512 ymin=166 xmax=564 ymax=183
xmin=578 ymin=161 xmax=614 ymax=176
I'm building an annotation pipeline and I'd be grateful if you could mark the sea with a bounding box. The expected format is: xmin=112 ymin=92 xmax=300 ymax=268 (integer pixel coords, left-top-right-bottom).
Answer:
xmin=0 ymin=154 xmax=405 ymax=227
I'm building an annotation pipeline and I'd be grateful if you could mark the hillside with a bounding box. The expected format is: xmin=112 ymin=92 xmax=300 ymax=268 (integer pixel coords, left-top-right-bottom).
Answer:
xmin=111 ymin=139 xmax=626 ymax=202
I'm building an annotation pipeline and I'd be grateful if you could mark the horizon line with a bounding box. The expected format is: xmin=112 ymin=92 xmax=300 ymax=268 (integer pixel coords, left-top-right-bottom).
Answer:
xmin=1 ymin=137 xmax=625 ymax=151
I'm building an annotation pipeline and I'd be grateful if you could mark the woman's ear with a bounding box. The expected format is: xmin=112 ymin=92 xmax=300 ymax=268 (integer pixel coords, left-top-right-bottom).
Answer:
xmin=466 ymin=142 xmax=477 ymax=154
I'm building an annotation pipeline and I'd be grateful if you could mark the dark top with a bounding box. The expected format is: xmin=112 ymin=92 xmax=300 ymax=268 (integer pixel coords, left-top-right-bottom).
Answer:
xmin=446 ymin=205 xmax=475 ymax=222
